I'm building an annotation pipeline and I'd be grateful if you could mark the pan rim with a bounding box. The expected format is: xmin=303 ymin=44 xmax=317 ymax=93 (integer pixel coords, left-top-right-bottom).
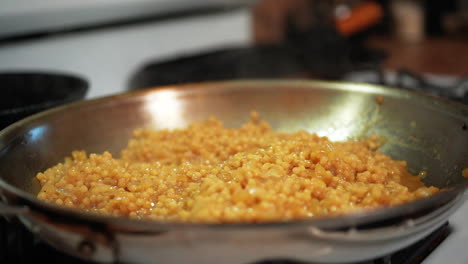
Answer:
xmin=0 ymin=79 xmax=466 ymax=230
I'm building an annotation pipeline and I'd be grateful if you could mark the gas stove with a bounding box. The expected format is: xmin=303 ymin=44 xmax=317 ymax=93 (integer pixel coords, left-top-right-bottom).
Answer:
xmin=0 ymin=5 xmax=467 ymax=263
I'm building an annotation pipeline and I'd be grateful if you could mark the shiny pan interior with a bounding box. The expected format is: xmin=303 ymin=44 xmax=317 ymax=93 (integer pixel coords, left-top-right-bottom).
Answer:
xmin=0 ymin=80 xmax=467 ymax=231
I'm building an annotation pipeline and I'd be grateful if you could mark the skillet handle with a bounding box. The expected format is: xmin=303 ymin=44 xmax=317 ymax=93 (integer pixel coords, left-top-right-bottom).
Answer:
xmin=0 ymin=202 xmax=28 ymax=216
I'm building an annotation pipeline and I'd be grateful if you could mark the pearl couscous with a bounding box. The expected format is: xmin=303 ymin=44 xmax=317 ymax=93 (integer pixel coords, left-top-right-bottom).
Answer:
xmin=36 ymin=113 xmax=439 ymax=223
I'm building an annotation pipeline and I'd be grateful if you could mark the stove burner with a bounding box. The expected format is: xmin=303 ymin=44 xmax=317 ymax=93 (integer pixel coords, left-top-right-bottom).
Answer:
xmin=0 ymin=217 xmax=452 ymax=264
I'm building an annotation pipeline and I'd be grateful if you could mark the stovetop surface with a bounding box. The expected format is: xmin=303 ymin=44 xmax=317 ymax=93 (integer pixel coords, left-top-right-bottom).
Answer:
xmin=0 ymin=23 xmax=467 ymax=263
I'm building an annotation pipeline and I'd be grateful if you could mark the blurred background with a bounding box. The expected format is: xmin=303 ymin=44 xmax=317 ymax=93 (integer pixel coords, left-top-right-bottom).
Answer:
xmin=1 ymin=0 xmax=468 ymax=99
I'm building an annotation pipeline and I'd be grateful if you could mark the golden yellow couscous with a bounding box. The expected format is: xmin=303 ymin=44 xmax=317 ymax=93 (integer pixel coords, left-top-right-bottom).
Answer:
xmin=36 ymin=113 xmax=439 ymax=223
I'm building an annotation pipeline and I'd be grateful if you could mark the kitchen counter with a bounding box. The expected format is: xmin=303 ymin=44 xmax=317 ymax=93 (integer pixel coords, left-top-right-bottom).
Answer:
xmin=369 ymin=37 xmax=468 ymax=77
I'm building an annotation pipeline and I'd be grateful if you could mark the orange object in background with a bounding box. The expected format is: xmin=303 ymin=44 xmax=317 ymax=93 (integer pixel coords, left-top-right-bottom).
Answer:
xmin=336 ymin=1 xmax=383 ymax=36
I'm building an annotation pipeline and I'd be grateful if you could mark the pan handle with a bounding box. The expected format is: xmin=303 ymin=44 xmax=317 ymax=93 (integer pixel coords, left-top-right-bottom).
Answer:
xmin=0 ymin=202 xmax=28 ymax=216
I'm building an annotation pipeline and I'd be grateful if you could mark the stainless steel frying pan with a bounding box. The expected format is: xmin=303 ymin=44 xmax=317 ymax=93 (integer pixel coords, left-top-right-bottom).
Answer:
xmin=0 ymin=80 xmax=467 ymax=263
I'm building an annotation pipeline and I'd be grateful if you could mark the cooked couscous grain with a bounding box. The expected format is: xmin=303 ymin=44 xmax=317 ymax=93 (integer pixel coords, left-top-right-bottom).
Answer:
xmin=36 ymin=113 xmax=439 ymax=223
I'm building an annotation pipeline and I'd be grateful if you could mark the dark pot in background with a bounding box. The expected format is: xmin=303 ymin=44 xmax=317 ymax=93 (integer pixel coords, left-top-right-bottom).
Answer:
xmin=0 ymin=72 xmax=88 ymax=130
xmin=0 ymin=71 xmax=88 ymax=263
